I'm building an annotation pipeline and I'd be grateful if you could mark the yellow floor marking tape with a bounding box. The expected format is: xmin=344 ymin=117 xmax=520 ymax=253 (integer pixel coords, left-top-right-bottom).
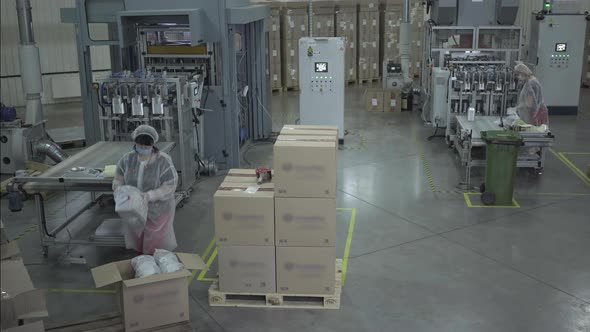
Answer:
xmin=340 ymin=208 xmax=357 ymax=286
xmin=549 ymin=148 xmax=590 ymax=186
xmin=188 ymin=237 xmax=216 ymax=284
xmin=14 ymin=224 xmax=38 ymax=241
xmin=464 ymin=193 xmax=520 ymax=209
xmin=561 ymin=152 xmax=590 ymax=155
xmin=196 ymin=247 xmax=218 ymax=283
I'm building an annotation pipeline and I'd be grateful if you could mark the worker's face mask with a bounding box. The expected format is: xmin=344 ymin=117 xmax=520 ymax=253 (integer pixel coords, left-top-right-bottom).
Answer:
xmin=135 ymin=145 xmax=153 ymax=155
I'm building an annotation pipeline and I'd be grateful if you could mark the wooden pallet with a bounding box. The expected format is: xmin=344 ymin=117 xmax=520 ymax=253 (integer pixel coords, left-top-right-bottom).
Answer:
xmin=358 ymin=78 xmax=380 ymax=84
xmin=45 ymin=313 xmax=193 ymax=332
xmin=208 ymin=259 xmax=342 ymax=309
xmin=283 ymin=86 xmax=300 ymax=92
xmin=346 ymin=80 xmax=357 ymax=85
xmin=271 ymin=87 xmax=283 ymax=93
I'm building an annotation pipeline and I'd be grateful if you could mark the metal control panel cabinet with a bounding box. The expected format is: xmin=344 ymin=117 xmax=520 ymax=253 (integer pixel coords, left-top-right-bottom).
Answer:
xmin=529 ymin=14 xmax=587 ymax=115
xmin=299 ymin=37 xmax=345 ymax=140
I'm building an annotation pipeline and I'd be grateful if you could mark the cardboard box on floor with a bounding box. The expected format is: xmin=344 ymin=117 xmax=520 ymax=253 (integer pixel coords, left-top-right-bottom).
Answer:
xmin=276 ymin=135 xmax=338 ymax=152
xmin=383 ymin=88 xmax=402 ymax=112
xmin=276 ymin=246 xmax=336 ymax=295
xmin=274 ymin=138 xmax=337 ymax=198
xmin=91 ymin=253 xmax=206 ymax=332
xmin=365 ymin=88 xmax=384 ymax=112
xmin=218 ymin=246 xmax=276 ymax=293
xmin=275 ymin=197 xmax=336 ymax=247
xmin=1 ymin=258 xmax=48 ymax=330
xmin=214 ymin=182 xmax=275 ymax=246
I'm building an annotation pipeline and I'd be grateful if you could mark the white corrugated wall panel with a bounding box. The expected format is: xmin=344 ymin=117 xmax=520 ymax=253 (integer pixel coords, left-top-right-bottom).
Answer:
xmin=0 ymin=0 xmax=111 ymax=107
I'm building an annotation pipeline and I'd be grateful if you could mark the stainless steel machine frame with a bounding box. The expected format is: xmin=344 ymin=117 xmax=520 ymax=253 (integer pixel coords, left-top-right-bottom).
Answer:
xmin=8 ymin=141 xmax=176 ymax=254
xmin=452 ymin=115 xmax=554 ymax=188
xmin=61 ymin=0 xmax=271 ymax=169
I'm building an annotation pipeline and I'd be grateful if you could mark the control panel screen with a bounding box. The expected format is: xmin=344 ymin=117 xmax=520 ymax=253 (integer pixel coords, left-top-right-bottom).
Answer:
xmin=555 ymin=43 xmax=567 ymax=52
xmin=315 ymin=62 xmax=328 ymax=73
xmin=193 ymin=86 xmax=199 ymax=96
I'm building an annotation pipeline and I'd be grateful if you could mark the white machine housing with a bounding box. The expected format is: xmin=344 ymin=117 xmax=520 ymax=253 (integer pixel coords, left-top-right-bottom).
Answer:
xmin=430 ymin=67 xmax=451 ymax=127
xmin=299 ymin=37 xmax=345 ymax=140
xmin=528 ymin=14 xmax=587 ymax=115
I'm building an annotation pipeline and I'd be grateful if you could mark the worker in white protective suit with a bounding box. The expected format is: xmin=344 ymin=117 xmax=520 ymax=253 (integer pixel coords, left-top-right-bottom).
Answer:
xmin=514 ymin=63 xmax=549 ymax=126
xmin=113 ymin=125 xmax=179 ymax=254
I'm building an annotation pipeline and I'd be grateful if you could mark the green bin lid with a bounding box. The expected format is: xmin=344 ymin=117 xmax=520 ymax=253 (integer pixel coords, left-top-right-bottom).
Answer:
xmin=481 ymin=130 xmax=522 ymax=143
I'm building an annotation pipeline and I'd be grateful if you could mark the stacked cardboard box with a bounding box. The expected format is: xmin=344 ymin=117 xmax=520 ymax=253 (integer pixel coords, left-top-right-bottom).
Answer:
xmin=410 ymin=2 xmax=425 ymax=78
xmin=312 ymin=6 xmax=336 ymax=37
xmin=365 ymin=88 xmax=384 ymax=112
xmin=336 ymin=4 xmax=358 ymax=83
xmin=1 ymin=221 xmax=48 ymax=331
xmin=273 ymin=125 xmax=338 ymax=295
xmin=281 ymin=6 xmax=308 ymax=89
xmin=268 ymin=8 xmax=283 ymax=90
xmin=380 ymin=2 xmax=402 ymax=66
xmin=358 ymin=1 xmax=381 ymax=81
xmin=214 ymin=179 xmax=277 ymax=293
xmin=383 ymin=88 xmax=402 ymax=112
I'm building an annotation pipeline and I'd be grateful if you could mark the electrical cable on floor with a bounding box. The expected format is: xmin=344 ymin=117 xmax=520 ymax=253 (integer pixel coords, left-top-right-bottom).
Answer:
xmin=427 ymin=124 xmax=446 ymax=141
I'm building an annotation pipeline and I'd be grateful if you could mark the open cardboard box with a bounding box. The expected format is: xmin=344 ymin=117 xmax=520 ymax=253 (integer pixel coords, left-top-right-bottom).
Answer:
xmin=91 ymin=253 xmax=207 ymax=332
xmin=1 ymin=258 xmax=48 ymax=329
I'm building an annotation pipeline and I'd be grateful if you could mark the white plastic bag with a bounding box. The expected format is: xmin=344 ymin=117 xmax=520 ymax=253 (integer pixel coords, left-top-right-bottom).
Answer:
xmin=153 ymin=249 xmax=184 ymax=273
xmin=131 ymin=255 xmax=161 ymax=278
xmin=114 ymin=185 xmax=148 ymax=236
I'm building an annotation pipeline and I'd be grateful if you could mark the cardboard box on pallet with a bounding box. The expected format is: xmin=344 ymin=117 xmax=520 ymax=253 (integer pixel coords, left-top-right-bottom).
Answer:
xmin=282 ymin=124 xmax=338 ymax=133
xmin=224 ymin=168 xmax=258 ymax=183
xmin=274 ymin=138 xmax=337 ymax=198
xmin=276 ymin=246 xmax=336 ymax=295
xmin=214 ymin=182 xmax=275 ymax=246
xmin=1 ymin=258 xmax=48 ymax=329
xmin=365 ymin=88 xmax=384 ymax=112
xmin=91 ymin=253 xmax=206 ymax=332
xmin=383 ymin=88 xmax=402 ymax=112
xmin=218 ymin=245 xmax=276 ymax=293
xmin=278 ymin=128 xmax=337 ymax=137
xmin=275 ymin=197 xmax=336 ymax=247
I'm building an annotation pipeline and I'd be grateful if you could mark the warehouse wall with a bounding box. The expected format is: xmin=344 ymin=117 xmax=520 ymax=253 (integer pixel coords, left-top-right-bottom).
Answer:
xmin=0 ymin=0 xmax=111 ymax=107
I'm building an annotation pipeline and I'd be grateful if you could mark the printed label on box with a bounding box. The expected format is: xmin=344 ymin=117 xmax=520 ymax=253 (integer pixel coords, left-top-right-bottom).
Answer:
xmin=373 ymin=19 xmax=377 ymax=26
xmin=350 ymin=24 xmax=354 ymax=30
xmin=273 ymin=74 xmax=278 ymax=81
xmin=417 ymin=41 xmax=421 ymax=47
xmin=369 ymin=3 xmax=374 ymax=8
xmin=373 ymin=63 xmax=377 ymax=70
xmin=350 ymin=42 xmax=355 ymax=49
xmin=290 ymin=21 xmax=294 ymax=28
xmin=272 ymin=24 xmax=277 ymax=31
xmin=362 ymin=19 xmax=367 ymax=25
xmin=390 ymin=100 xmax=396 ymax=107
xmin=301 ymin=25 xmax=305 ymax=31
xmin=317 ymin=22 xmax=321 ymax=28
xmin=389 ymin=20 xmax=393 ymax=26
xmin=371 ymin=98 xmax=378 ymax=106
xmin=372 ymin=42 xmax=377 ymax=48
xmin=327 ymin=21 xmax=332 ymax=27
xmin=290 ymin=50 xmax=295 ymax=56
xmin=272 ymin=50 xmax=277 ymax=57
xmin=362 ymin=42 xmax=367 ymax=48
xmin=349 ymin=68 xmax=353 ymax=75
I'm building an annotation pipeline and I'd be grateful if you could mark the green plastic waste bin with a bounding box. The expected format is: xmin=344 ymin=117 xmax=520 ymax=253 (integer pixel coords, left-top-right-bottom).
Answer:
xmin=480 ymin=131 xmax=523 ymax=206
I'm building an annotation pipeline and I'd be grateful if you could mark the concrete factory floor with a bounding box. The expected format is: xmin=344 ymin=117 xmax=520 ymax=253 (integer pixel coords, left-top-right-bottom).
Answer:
xmin=2 ymin=86 xmax=590 ymax=332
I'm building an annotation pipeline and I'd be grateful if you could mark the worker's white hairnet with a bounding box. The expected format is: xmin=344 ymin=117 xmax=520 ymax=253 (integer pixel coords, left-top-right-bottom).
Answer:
xmin=514 ymin=63 xmax=533 ymax=78
xmin=132 ymin=125 xmax=159 ymax=144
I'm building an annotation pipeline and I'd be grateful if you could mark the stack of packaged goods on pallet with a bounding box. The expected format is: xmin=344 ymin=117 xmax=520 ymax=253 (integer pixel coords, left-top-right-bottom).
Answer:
xmin=312 ymin=5 xmax=336 ymax=37
xmin=380 ymin=2 xmax=402 ymax=67
xmin=336 ymin=3 xmax=358 ymax=84
xmin=281 ymin=4 xmax=308 ymax=90
xmin=268 ymin=7 xmax=283 ymax=91
xmin=1 ymin=221 xmax=48 ymax=331
xmin=358 ymin=0 xmax=381 ymax=81
xmin=274 ymin=125 xmax=338 ymax=295
xmin=214 ymin=170 xmax=277 ymax=294
xmin=410 ymin=2 xmax=425 ymax=79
